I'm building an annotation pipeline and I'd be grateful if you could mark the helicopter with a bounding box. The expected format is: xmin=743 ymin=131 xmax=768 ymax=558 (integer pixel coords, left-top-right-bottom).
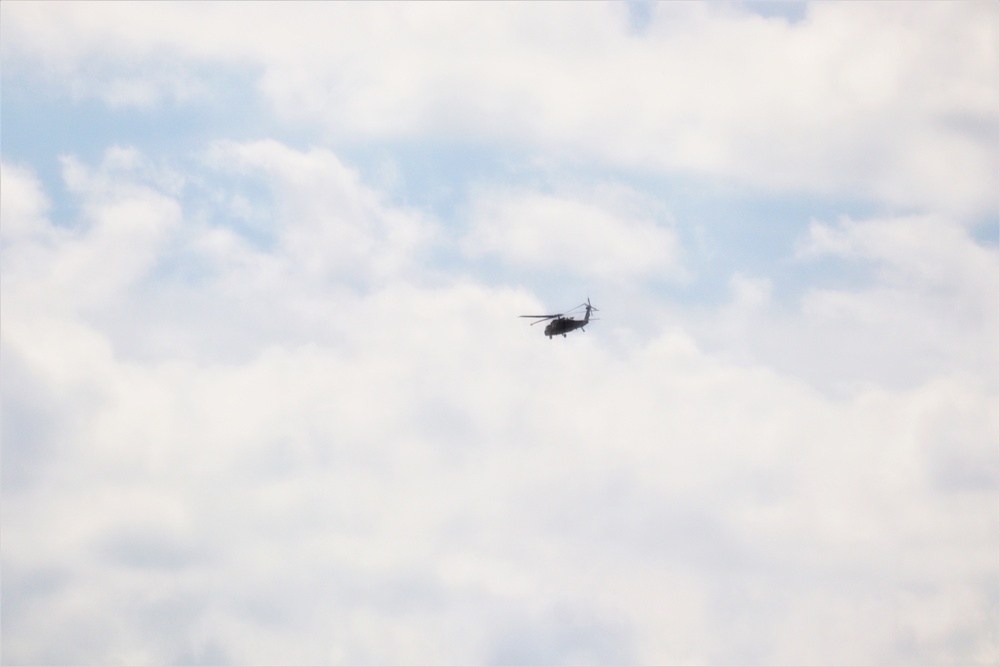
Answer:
xmin=520 ymin=299 xmax=599 ymax=339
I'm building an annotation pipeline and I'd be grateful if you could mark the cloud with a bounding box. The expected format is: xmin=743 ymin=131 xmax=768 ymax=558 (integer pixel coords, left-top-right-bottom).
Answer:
xmin=0 ymin=162 xmax=51 ymax=242
xmin=2 ymin=146 xmax=997 ymax=664
xmin=793 ymin=214 xmax=1000 ymax=389
xmin=799 ymin=214 xmax=1000 ymax=295
xmin=671 ymin=212 xmax=1000 ymax=394
xmin=201 ymin=139 xmax=439 ymax=286
xmin=462 ymin=182 xmax=681 ymax=281
xmin=3 ymin=2 xmax=997 ymax=216
xmin=1 ymin=152 xmax=180 ymax=322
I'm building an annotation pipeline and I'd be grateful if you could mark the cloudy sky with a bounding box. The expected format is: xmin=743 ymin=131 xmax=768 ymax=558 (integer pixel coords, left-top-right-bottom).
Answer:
xmin=2 ymin=2 xmax=998 ymax=665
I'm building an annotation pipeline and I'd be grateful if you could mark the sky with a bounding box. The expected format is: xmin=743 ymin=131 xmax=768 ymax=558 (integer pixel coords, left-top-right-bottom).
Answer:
xmin=1 ymin=2 xmax=998 ymax=665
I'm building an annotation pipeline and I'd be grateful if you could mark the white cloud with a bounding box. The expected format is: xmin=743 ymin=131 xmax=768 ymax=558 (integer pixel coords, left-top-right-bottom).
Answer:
xmin=670 ymin=212 xmax=999 ymax=395
xmin=202 ymin=139 xmax=439 ymax=286
xmin=3 ymin=2 xmax=996 ymax=216
xmin=799 ymin=214 xmax=999 ymax=295
xmin=795 ymin=214 xmax=999 ymax=390
xmin=2 ymin=147 xmax=997 ymax=664
xmin=1 ymin=154 xmax=180 ymax=320
xmin=0 ymin=162 xmax=51 ymax=243
xmin=462 ymin=183 xmax=681 ymax=281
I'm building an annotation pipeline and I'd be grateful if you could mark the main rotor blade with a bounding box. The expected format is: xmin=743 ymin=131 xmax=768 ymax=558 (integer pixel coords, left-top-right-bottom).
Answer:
xmin=520 ymin=314 xmax=561 ymax=326
xmin=520 ymin=314 xmax=562 ymax=326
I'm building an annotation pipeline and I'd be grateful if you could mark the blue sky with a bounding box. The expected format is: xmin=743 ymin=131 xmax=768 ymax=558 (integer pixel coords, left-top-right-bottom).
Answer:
xmin=2 ymin=2 xmax=998 ymax=665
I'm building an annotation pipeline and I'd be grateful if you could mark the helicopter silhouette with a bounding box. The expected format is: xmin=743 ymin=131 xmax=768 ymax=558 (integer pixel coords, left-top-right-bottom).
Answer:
xmin=520 ymin=299 xmax=599 ymax=339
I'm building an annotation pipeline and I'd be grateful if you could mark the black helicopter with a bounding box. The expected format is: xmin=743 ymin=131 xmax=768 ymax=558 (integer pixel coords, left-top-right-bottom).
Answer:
xmin=520 ymin=299 xmax=599 ymax=339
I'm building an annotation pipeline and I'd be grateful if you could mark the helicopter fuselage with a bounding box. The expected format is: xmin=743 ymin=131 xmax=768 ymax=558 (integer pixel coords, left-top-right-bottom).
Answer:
xmin=544 ymin=311 xmax=590 ymax=338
